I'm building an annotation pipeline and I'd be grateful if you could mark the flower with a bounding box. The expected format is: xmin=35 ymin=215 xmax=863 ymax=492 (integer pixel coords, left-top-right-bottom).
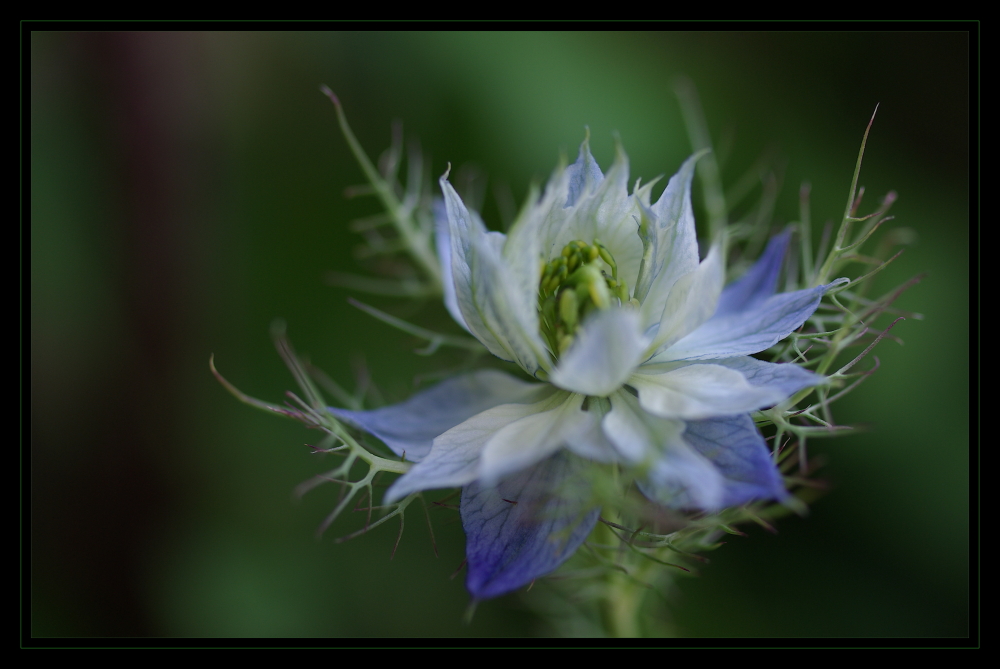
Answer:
xmin=330 ymin=137 xmax=846 ymax=600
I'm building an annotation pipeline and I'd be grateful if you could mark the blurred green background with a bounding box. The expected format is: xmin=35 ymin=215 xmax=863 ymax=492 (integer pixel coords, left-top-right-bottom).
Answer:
xmin=30 ymin=31 xmax=970 ymax=638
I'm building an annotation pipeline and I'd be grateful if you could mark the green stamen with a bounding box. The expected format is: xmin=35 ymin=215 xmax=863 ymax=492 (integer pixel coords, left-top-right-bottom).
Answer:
xmin=537 ymin=239 xmax=629 ymax=359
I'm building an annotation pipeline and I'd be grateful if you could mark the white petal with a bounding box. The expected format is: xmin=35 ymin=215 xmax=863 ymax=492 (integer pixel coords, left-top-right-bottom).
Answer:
xmin=602 ymin=389 xmax=685 ymax=464
xmin=440 ymin=178 xmax=549 ymax=375
xmin=630 ymin=362 xmax=790 ymax=420
xmin=564 ymin=396 xmax=620 ymax=463
xmin=478 ymin=391 xmax=588 ymax=486
xmin=549 ymin=308 xmax=647 ymax=397
xmin=634 ymin=152 xmax=703 ymax=329
xmin=433 ymin=198 xmax=469 ymax=332
xmin=383 ymin=388 xmax=563 ymax=503
xmin=647 ymin=243 xmax=725 ymax=356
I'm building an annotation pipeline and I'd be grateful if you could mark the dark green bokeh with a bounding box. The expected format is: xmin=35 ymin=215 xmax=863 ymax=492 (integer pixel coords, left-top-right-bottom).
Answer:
xmin=30 ymin=31 xmax=970 ymax=638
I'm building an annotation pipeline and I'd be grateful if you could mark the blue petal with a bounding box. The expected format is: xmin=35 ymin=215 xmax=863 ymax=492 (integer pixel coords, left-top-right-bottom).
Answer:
xmin=328 ymin=370 xmax=544 ymax=462
xmin=652 ymin=278 xmax=847 ymax=362
xmin=713 ymin=230 xmax=791 ymax=318
xmin=712 ymin=356 xmax=826 ymax=397
xmin=639 ymin=414 xmax=787 ymax=511
xmin=682 ymin=414 xmax=788 ymax=507
xmin=461 ymin=451 xmax=601 ymax=600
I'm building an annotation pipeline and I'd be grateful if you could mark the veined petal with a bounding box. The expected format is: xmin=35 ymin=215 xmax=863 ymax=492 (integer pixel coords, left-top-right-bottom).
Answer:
xmin=479 ymin=391 xmax=590 ymax=487
xmin=647 ymin=243 xmax=726 ymax=355
xmin=651 ymin=278 xmax=849 ymax=362
xmin=329 ymin=369 xmax=545 ymax=462
xmin=629 ymin=362 xmax=796 ymax=421
xmin=713 ymin=230 xmax=791 ymax=318
xmin=549 ymin=308 xmax=647 ymax=397
xmin=383 ymin=387 xmax=562 ymax=503
xmin=635 ymin=152 xmax=703 ymax=328
xmin=679 ymin=414 xmax=788 ymax=508
xmin=462 ymin=451 xmax=601 ymax=600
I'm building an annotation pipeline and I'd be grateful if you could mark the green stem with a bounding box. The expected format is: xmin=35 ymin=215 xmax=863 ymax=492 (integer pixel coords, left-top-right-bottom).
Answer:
xmin=596 ymin=517 xmax=645 ymax=638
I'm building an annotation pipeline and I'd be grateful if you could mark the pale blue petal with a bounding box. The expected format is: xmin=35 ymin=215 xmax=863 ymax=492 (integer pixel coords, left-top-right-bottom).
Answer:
xmin=635 ymin=153 xmax=702 ymax=328
xmin=549 ymin=308 xmax=647 ymax=397
xmin=462 ymin=451 xmax=601 ymax=600
xmin=681 ymin=414 xmax=788 ymax=507
xmin=479 ymin=392 xmax=589 ymax=486
xmin=383 ymin=387 xmax=562 ymax=503
xmin=714 ymin=230 xmax=791 ymax=318
xmin=433 ymin=197 xmax=469 ymax=332
xmin=565 ymin=135 xmax=604 ymax=207
xmin=329 ymin=370 xmax=545 ymax=463
xmin=652 ymin=278 xmax=848 ymax=362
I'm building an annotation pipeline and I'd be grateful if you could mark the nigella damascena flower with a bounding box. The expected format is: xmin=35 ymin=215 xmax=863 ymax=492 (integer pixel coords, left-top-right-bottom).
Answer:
xmin=330 ymin=137 xmax=847 ymax=600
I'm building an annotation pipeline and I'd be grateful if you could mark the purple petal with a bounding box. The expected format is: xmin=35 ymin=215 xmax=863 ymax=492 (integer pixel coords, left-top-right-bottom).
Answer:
xmin=654 ymin=279 xmax=846 ymax=362
xmin=682 ymin=414 xmax=788 ymax=508
xmin=714 ymin=230 xmax=791 ymax=318
xmin=328 ymin=370 xmax=543 ymax=462
xmin=461 ymin=452 xmax=600 ymax=600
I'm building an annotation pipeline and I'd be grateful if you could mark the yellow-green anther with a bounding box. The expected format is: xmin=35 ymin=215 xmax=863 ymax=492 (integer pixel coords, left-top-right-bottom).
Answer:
xmin=595 ymin=240 xmax=617 ymax=280
xmin=588 ymin=245 xmax=599 ymax=262
xmin=558 ymin=289 xmax=579 ymax=331
xmin=575 ymin=265 xmax=610 ymax=309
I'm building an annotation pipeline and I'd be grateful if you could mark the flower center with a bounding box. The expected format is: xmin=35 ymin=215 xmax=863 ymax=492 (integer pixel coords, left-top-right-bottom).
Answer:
xmin=537 ymin=239 xmax=630 ymax=357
